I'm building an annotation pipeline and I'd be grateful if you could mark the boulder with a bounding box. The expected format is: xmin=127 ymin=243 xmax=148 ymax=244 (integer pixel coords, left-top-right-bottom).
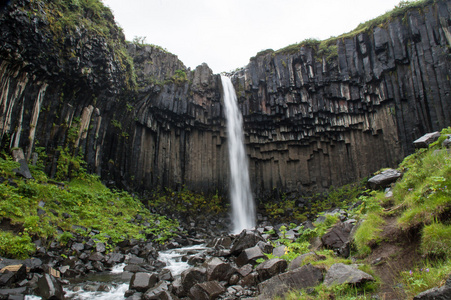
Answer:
xmin=255 ymin=258 xmax=287 ymax=282
xmin=272 ymin=245 xmax=286 ymax=257
xmin=205 ymin=257 xmax=235 ymax=282
xmin=413 ymin=275 xmax=451 ymax=300
xmin=287 ymin=252 xmax=315 ymax=271
xmin=257 ymin=264 xmax=322 ymax=299
xmin=129 ymin=272 xmax=158 ymax=292
xmin=180 ymin=267 xmax=206 ymax=294
xmin=206 ymin=237 xmax=232 ymax=249
xmin=367 ymin=169 xmax=402 ymax=189
xmin=321 ymin=221 xmax=354 ymax=257
xmin=230 ymin=230 xmax=265 ymax=255
xmin=37 ymin=274 xmax=65 ymax=300
xmin=237 ymin=264 xmax=253 ymax=277
xmin=189 ymin=281 xmax=225 ymax=300
xmin=324 ymin=263 xmax=374 ymax=287
xmin=143 ymin=281 xmax=177 ymax=300
xmin=88 ymin=252 xmax=104 ymax=262
xmin=235 ymin=246 xmax=265 ymax=267
xmin=413 ymin=132 xmax=441 ymax=148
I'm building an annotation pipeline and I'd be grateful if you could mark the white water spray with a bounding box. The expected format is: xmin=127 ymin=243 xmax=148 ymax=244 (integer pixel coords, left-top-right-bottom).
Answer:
xmin=221 ymin=75 xmax=255 ymax=233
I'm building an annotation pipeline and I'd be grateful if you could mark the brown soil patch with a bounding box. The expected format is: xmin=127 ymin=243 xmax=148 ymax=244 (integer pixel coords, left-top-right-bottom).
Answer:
xmin=365 ymin=216 xmax=422 ymax=300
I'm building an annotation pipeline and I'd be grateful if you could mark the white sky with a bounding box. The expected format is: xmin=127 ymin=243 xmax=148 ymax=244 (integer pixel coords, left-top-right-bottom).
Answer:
xmin=103 ymin=0 xmax=403 ymax=73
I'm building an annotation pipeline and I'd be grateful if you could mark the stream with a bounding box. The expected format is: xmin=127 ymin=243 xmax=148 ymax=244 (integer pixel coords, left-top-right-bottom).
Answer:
xmin=25 ymin=244 xmax=207 ymax=300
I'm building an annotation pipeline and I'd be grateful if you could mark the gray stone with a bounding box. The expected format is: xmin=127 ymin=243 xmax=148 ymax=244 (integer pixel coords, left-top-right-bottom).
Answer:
xmin=11 ymin=149 xmax=33 ymax=179
xmin=205 ymin=257 xmax=235 ymax=282
xmin=189 ymin=281 xmax=225 ymax=300
xmin=230 ymin=230 xmax=265 ymax=255
xmin=255 ymin=258 xmax=287 ymax=281
xmin=129 ymin=272 xmax=158 ymax=292
xmin=324 ymin=263 xmax=374 ymax=287
xmin=37 ymin=274 xmax=65 ymax=300
xmin=257 ymin=264 xmax=323 ymax=299
xmin=272 ymin=245 xmax=286 ymax=257
xmin=368 ymin=169 xmax=402 ymax=189
xmin=287 ymin=252 xmax=315 ymax=271
xmin=413 ymin=131 xmax=441 ymax=148
xmin=235 ymin=246 xmax=265 ymax=267
xmin=180 ymin=267 xmax=206 ymax=294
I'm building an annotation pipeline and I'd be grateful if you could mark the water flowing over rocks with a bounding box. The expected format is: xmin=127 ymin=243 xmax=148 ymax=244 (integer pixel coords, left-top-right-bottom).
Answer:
xmin=1 ymin=0 xmax=450 ymax=198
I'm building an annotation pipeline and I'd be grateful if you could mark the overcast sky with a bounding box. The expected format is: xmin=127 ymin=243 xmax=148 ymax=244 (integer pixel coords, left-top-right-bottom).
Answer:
xmin=103 ymin=0 xmax=403 ymax=73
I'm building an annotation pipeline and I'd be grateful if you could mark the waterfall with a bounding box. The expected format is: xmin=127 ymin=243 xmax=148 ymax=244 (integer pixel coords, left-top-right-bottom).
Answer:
xmin=221 ymin=75 xmax=255 ymax=233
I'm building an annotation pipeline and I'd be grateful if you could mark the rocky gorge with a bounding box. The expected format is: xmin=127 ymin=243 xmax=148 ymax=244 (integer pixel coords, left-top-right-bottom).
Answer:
xmin=0 ymin=0 xmax=450 ymax=199
xmin=0 ymin=0 xmax=451 ymax=299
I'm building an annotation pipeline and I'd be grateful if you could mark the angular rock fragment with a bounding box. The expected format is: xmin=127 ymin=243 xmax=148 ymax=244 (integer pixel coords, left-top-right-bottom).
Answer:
xmin=255 ymin=258 xmax=287 ymax=282
xmin=257 ymin=264 xmax=322 ymax=299
xmin=235 ymin=246 xmax=265 ymax=267
xmin=190 ymin=281 xmax=225 ymax=300
xmin=324 ymin=263 xmax=374 ymax=287
xmin=367 ymin=169 xmax=402 ymax=189
xmin=413 ymin=132 xmax=441 ymax=148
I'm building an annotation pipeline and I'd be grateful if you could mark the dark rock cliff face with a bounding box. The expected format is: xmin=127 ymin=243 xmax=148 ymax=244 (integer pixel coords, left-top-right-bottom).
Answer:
xmin=233 ymin=2 xmax=451 ymax=193
xmin=0 ymin=0 xmax=450 ymax=199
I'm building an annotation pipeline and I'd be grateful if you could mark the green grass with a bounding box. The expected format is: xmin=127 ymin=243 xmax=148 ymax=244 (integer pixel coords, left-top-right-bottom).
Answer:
xmin=0 ymin=151 xmax=179 ymax=259
xmin=353 ymin=213 xmax=386 ymax=255
xmin=421 ymin=223 xmax=451 ymax=258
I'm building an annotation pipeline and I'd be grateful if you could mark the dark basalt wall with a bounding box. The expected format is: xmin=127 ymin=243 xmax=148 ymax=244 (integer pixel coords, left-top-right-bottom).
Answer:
xmin=0 ymin=0 xmax=450 ymax=198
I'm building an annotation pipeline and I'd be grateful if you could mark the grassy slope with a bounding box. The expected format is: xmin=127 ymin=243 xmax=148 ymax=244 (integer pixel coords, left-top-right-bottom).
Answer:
xmin=0 ymin=152 xmax=179 ymax=259
xmin=257 ymin=128 xmax=451 ymax=300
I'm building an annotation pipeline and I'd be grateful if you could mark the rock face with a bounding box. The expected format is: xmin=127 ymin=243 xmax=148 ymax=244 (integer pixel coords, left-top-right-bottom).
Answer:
xmin=0 ymin=0 xmax=450 ymax=197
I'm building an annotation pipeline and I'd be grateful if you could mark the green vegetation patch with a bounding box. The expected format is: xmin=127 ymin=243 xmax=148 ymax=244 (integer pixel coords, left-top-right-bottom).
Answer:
xmin=0 ymin=151 xmax=179 ymax=259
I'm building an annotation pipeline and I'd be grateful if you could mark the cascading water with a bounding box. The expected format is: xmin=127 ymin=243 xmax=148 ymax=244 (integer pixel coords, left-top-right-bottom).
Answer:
xmin=221 ymin=75 xmax=255 ymax=233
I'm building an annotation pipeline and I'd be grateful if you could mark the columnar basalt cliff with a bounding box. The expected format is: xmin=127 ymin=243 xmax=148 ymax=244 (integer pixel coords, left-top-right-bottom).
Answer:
xmin=0 ymin=0 xmax=450 ymax=198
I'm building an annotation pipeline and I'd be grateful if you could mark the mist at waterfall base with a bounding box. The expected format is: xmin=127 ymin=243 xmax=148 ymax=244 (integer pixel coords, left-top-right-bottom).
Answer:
xmin=221 ymin=75 xmax=256 ymax=234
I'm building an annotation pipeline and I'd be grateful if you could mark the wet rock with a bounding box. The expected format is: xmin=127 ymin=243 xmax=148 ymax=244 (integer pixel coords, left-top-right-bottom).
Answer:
xmin=255 ymin=258 xmax=287 ymax=282
xmin=235 ymin=246 xmax=265 ymax=267
xmin=88 ymin=252 xmax=104 ymax=262
xmin=413 ymin=132 xmax=441 ymax=148
xmin=413 ymin=275 xmax=451 ymax=300
xmin=367 ymin=169 xmax=402 ymax=189
xmin=324 ymin=263 xmax=374 ymax=287
xmin=205 ymin=257 xmax=235 ymax=282
xmin=159 ymin=269 xmax=173 ymax=281
xmin=0 ymin=287 xmax=28 ymax=299
xmin=129 ymin=272 xmax=158 ymax=292
xmin=230 ymin=230 xmax=265 ymax=255
xmin=142 ymin=281 xmax=173 ymax=300
xmin=190 ymin=281 xmax=225 ymax=300
xmin=0 ymin=271 xmax=15 ymax=287
xmin=180 ymin=267 xmax=207 ymax=294
xmin=207 ymin=237 xmax=232 ymax=249
xmin=257 ymin=264 xmax=322 ymax=299
xmin=37 ymin=274 xmax=65 ymax=300
xmin=238 ymin=271 xmax=258 ymax=287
